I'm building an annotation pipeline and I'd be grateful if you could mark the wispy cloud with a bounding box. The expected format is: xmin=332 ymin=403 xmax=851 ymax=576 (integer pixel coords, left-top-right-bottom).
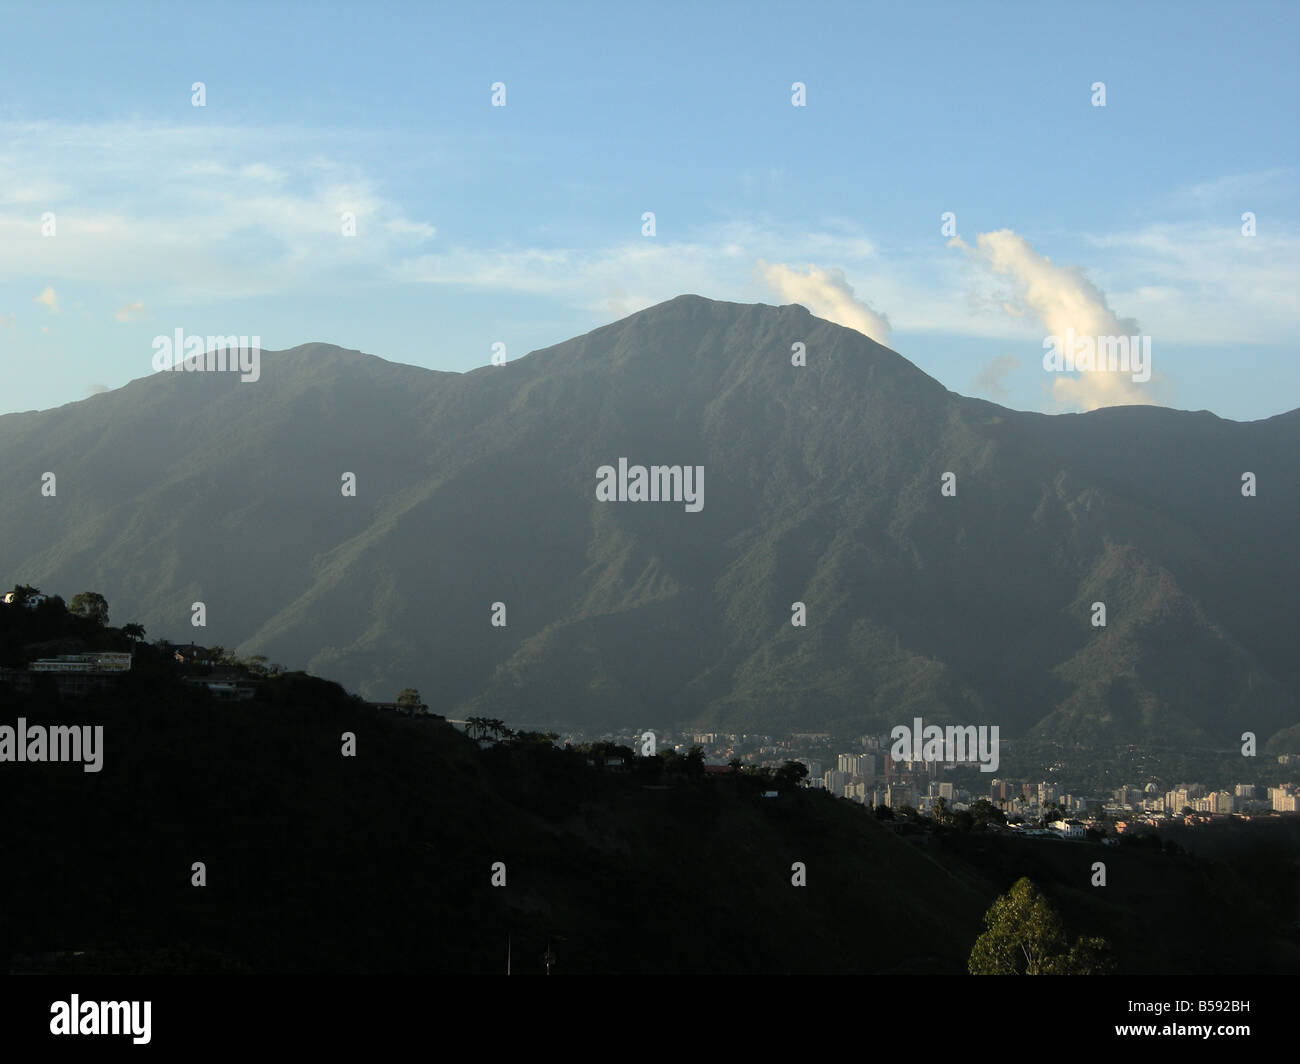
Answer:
xmin=1082 ymin=222 xmax=1300 ymax=345
xmin=1170 ymin=167 xmax=1293 ymax=208
xmin=113 ymin=300 xmax=146 ymax=322
xmin=0 ymin=120 xmax=440 ymax=301
xmin=754 ymin=260 xmax=891 ymax=343
xmin=33 ymin=285 xmax=59 ymax=312
xmin=973 ymin=354 xmax=1021 ymax=399
xmin=0 ymin=180 xmax=71 ymax=205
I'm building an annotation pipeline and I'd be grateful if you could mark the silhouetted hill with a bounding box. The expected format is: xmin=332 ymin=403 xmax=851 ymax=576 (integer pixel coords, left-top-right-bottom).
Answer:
xmin=2 ymin=597 xmax=1294 ymax=974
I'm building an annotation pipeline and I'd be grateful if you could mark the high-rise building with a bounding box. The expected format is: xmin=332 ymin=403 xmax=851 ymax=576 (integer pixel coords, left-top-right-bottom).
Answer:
xmin=824 ymin=769 xmax=850 ymax=797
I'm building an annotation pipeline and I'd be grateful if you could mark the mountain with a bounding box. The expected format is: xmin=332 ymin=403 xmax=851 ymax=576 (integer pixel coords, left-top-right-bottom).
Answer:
xmin=1 ymin=295 xmax=1296 ymax=746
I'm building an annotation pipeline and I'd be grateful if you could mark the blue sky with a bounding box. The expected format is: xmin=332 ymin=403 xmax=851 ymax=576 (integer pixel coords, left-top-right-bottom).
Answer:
xmin=1 ymin=0 xmax=1297 ymax=418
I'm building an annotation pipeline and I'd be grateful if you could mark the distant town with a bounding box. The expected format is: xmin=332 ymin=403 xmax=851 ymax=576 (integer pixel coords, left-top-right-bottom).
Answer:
xmin=548 ymin=726 xmax=1300 ymax=834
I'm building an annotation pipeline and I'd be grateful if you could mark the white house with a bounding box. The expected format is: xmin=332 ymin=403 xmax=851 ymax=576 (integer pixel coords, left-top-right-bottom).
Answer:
xmin=3 ymin=592 xmax=48 ymax=608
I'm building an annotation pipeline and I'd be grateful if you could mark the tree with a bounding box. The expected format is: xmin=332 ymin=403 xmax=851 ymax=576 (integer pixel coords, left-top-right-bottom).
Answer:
xmin=1045 ymin=936 xmax=1114 ymax=975
xmin=932 ymin=796 xmax=950 ymax=825
xmin=775 ymin=760 xmax=809 ymax=789
xmin=969 ymin=877 xmax=1113 ymax=975
xmin=396 ymin=688 xmax=423 ymax=716
xmin=514 ymin=729 xmax=560 ymax=747
xmin=969 ymin=798 xmax=1007 ymax=830
xmin=121 ymin=623 xmax=146 ymax=643
xmin=728 ymin=758 xmax=743 ymax=773
xmin=68 ymin=591 xmax=109 ymax=626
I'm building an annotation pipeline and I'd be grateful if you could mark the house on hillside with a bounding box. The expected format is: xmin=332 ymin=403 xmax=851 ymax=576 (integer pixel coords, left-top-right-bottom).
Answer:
xmin=170 ymin=643 xmax=215 ymax=666
xmin=366 ymin=700 xmax=432 ymax=717
xmin=0 ymin=650 xmax=132 ymax=696
xmin=2 ymin=592 xmax=48 ymax=608
xmin=183 ymin=666 xmax=259 ymax=702
xmin=29 ymin=652 xmax=132 ymax=673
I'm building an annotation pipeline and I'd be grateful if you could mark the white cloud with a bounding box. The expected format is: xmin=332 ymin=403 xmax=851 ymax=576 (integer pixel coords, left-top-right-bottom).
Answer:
xmin=1081 ymin=222 xmax=1300 ymax=345
xmin=754 ymin=260 xmax=891 ymax=343
xmin=113 ymin=300 xmax=146 ymax=322
xmin=950 ymin=229 xmax=1161 ymax=411
xmin=34 ymin=285 xmax=59 ymax=312
xmin=0 ymin=120 xmax=440 ymax=301
xmin=238 ymin=163 xmax=286 ymax=184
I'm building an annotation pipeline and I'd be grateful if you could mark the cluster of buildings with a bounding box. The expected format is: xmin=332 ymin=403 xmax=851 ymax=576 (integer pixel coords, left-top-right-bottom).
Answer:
xmin=0 ymin=639 xmax=265 ymax=702
xmin=555 ymin=726 xmax=1300 ymax=829
xmin=1106 ymin=780 xmax=1297 ymax=818
xmin=160 ymin=643 xmax=260 ymax=701
xmin=0 ymin=651 xmax=133 ymax=696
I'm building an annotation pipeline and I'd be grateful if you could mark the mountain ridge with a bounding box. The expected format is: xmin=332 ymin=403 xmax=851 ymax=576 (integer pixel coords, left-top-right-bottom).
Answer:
xmin=1 ymin=296 xmax=1296 ymax=747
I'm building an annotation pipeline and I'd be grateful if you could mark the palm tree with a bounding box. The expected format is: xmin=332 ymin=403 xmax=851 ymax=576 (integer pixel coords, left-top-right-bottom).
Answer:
xmin=933 ymin=796 xmax=949 ymax=825
xmin=121 ymin=623 xmax=146 ymax=643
